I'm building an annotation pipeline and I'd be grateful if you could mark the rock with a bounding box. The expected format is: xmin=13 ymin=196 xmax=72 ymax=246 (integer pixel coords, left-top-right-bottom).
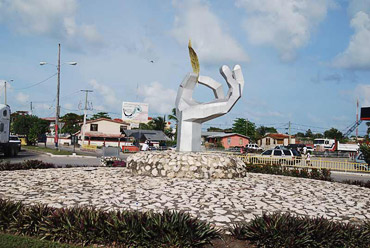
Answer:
xmin=152 ymin=169 xmax=158 ymax=176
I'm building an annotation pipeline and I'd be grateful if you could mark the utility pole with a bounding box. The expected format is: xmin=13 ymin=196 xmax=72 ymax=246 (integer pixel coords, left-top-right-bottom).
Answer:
xmin=356 ymin=98 xmax=359 ymax=141
xmin=30 ymin=102 xmax=33 ymax=115
xmin=288 ymin=121 xmax=291 ymax=144
xmin=55 ymin=43 xmax=61 ymax=148
xmin=81 ymin=90 xmax=93 ymax=146
xmin=4 ymin=80 xmax=13 ymax=105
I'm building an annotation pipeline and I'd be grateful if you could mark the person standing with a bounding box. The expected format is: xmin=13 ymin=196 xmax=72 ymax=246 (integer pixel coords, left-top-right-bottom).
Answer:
xmin=306 ymin=152 xmax=311 ymax=166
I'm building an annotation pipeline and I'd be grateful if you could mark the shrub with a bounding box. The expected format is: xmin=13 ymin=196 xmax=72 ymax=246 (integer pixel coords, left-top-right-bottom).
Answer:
xmin=342 ymin=180 xmax=370 ymax=189
xmin=0 ymin=199 xmax=220 ymax=247
xmin=0 ymin=160 xmax=54 ymax=171
xmin=230 ymin=213 xmax=370 ymax=248
xmin=245 ymin=164 xmax=332 ymax=181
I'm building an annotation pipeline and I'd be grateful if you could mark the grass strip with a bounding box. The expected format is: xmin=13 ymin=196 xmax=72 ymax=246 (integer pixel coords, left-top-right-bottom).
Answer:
xmin=0 ymin=233 xmax=83 ymax=248
xmin=24 ymin=146 xmax=73 ymax=156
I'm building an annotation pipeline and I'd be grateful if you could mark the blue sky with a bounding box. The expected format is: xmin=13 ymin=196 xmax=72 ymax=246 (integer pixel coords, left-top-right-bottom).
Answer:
xmin=1 ymin=0 xmax=370 ymax=136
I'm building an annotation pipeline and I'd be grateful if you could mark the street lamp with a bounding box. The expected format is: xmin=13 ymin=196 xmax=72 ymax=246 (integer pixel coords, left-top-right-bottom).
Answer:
xmin=3 ymin=79 xmax=13 ymax=105
xmin=40 ymin=43 xmax=77 ymax=149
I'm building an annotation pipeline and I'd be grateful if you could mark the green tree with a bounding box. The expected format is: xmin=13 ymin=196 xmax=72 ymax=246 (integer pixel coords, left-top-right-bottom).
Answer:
xmin=168 ymin=108 xmax=178 ymax=139
xmin=148 ymin=116 xmax=166 ymax=131
xmin=12 ymin=115 xmax=49 ymax=145
xmin=305 ymin=129 xmax=313 ymax=138
xmin=61 ymin=113 xmax=83 ymax=135
xmin=324 ymin=128 xmax=344 ymax=141
xmin=232 ymin=118 xmax=256 ymax=141
xmin=360 ymin=144 xmax=370 ymax=165
xmin=90 ymin=112 xmax=111 ymax=120
xmin=313 ymin=133 xmax=324 ymax=139
xmin=256 ymin=126 xmax=277 ymax=137
xmin=207 ymin=126 xmax=224 ymax=132
xmin=295 ymin=132 xmax=305 ymax=137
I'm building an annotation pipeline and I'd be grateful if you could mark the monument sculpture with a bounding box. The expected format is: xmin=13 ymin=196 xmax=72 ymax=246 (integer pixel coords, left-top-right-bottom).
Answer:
xmin=175 ymin=65 xmax=244 ymax=152
xmin=127 ymin=41 xmax=246 ymax=179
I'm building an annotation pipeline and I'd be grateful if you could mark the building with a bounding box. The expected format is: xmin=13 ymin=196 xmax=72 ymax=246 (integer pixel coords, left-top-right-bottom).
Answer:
xmin=123 ymin=129 xmax=170 ymax=148
xmin=203 ymin=132 xmax=250 ymax=149
xmin=258 ymin=133 xmax=296 ymax=150
xmin=77 ymin=118 xmax=131 ymax=147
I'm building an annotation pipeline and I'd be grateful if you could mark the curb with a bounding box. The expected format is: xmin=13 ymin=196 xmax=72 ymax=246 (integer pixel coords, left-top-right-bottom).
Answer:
xmin=46 ymin=153 xmax=98 ymax=158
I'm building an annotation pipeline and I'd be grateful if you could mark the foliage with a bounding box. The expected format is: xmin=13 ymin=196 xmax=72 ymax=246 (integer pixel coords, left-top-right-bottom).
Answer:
xmin=168 ymin=108 xmax=178 ymax=140
xmin=12 ymin=115 xmax=49 ymax=145
xmin=313 ymin=133 xmax=324 ymax=139
xmin=360 ymin=143 xmax=370 ymax=165
xmin=207 ymin=126 xmax=224 ymax=132
xmin=61 ymin=113 xmax=83 ymax=135
xmin=0 ymin=160 xmax=54 ymax=171
xmin=305 ymin=129 xmax=313 ymax=138
xmin=342 ymin=179 xmax=370 ymax=189
xmin=230 ymin=213 xmax=370 ymax=247
xmin=245 ymin=163 xmax=332 ymax=181
xmin=324 ymin=128 xmax=344 ymax=141
xmin=148 ymin=116 xmax=167 ymax=131
xmin=256 ymin=126 xmax=277 ymax=138
xmin=295 ymin=132 xmax=305 ymax=137
xmin=90 ymin=112 xmax=111 ymax=120
xmin=0 ymin=233 xmax=81 ymax=248
xmin=232 ymin=118 xmax=256 ymax=141
xmin=0 ymin=199 xmax=220 ymax=247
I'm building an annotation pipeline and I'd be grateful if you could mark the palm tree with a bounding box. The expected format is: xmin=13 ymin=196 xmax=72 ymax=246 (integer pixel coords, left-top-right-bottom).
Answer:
xmin=149 ymin=116 xmax=166 ymax=131
xmin=168 ymin=108 xmax=178 ymax=140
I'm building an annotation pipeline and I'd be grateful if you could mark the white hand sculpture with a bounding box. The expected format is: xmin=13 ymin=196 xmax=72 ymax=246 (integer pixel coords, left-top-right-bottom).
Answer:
xmin=175 ymin=65 xmax=245 ymax=152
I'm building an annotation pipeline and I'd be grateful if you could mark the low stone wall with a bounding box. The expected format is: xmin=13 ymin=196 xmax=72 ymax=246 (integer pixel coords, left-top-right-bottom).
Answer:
xmin=127 ymin=151 xmax=247 ymax=179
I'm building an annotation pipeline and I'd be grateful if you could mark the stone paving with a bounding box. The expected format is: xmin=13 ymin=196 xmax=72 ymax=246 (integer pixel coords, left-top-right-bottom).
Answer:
xmin=0 ymin=167 xmax=369 ymax=229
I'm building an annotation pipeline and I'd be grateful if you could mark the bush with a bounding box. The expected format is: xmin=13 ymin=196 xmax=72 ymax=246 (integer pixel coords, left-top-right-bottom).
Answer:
xmin=342 ymin=180 xmax=370 ymax=189
xmin=245 ymin=164 xmax=332 ymax=181
xmin=0 ymin=160 xmax=54 ymax=171
xmin=0 ymin=199 xmax=220 ymax=247
xmin=0 ymin=233 xmax=81 ymax=248
xmin=230 ymin=213 xmax=370 ymax=248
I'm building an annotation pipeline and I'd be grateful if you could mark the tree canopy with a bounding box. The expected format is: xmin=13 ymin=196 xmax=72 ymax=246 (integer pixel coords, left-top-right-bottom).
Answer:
xmin=61 ymin=113 xmax=83 ymax=135
xmin=12 ymin=115 xmax=49 ymax=144
xmin=90 ymin=112 xmax=111 ymax=120
xmin=324 ymin=128 xmax=343 ymax=141
xmin=232 ymin=118 xmax=256 ymax=141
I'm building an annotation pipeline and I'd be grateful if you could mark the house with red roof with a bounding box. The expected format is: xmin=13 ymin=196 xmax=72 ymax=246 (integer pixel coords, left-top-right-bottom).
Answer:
xmin=258 ymin=133 xmax=296 ymax=150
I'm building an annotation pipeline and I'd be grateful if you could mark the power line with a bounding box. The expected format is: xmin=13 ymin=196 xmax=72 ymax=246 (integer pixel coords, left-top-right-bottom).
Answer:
xmin=14 ymin=73 xmax=57 ymax=91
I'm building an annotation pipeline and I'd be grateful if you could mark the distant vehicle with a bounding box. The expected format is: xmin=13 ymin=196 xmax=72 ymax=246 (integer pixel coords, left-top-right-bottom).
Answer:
xmin=0 ymin=105 xmax=21 ymax=157
xmin=9 ymin=135 xmax=21 ymax=152
xmin=169 ymin=145 xmax=177 ymax=151
xmin=228 ymin=146 xmax=244 ymax=153
xmin=306 ymin=146 xmax=314 ymax=153
xmin=245 ymin=143 xmax=263 ymax=153
xmin=257 ymin=148 xmax=301 ymax=165
xmin=314 ymin=138 xmax=359 ymax=152
xmin=355 ymin=152 xmax=369 ymax=171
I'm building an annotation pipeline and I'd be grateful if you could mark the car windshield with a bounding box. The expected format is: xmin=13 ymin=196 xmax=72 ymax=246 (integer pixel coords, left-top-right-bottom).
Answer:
xmin=274 ymin=150 xmax=282 ymax=156
xmin=262 ymin=150 xmax=272 ymax=155
xmin=9 ymin=137 xmax=19 ymax=140
xmin=283 ymin=150 xmax=291 ymax=155
xmin=291 ymin=149 xmax=301 ymax=156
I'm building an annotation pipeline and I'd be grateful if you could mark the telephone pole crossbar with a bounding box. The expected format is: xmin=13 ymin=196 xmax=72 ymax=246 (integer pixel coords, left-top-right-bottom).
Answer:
xmin=81 ymin=90 xmax=93 ymax=146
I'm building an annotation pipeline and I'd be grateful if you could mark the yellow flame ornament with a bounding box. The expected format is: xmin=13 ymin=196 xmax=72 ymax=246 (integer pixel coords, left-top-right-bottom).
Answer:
xmin=188 ymin=40 xmax=200 ymax=76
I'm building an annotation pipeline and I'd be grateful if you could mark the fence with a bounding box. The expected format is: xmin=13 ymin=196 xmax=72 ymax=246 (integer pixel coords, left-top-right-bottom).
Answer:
xmin=237 ymin=155 xmax=370 ymax=173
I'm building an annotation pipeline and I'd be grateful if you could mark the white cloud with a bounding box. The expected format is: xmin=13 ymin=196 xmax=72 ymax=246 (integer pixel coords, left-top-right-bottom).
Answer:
xmin=354 ymin=84 xmax=370 ymax=107
xmin=139 ymin=82 xmax=176 ymax=115
xmin=236 ymin=0 xmax=335 ymax=61
xmin=15 ymin=92 xmax=29 ymax=104
xmin=332 ymin=11 xmax=370 ymax=69
xmin=0 ymin=0 xmax=103 ymax=48
xmin=171 ymin=0 xmax=249 ymax=64
xmin=348 ymin=0 xmax=370 ymax=18
xmin=89 ymin=79 xmax=120 ymax=106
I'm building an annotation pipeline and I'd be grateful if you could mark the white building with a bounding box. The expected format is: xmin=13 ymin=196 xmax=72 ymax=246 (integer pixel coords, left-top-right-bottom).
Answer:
xmin=258 ymin=133 xmax=296 ymax=150
xmin=77 ymin=118 xmax=131 ymax=147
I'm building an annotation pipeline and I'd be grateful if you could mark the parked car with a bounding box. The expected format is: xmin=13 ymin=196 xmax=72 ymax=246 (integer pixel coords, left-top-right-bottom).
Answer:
xmin=245 ymin=143 xmax=263 ymax=153
xmin=355 ymin=152 xmax=369 ymax=171
xmin=228 ymin=146 xmax=244 ymax=153
xmin=251 ymin=148 xmax=301 ymax=165
xmin=9 ymin=135 xmax=21 ymax=152
xmin=169 ymin=145 xmax=177 ymax=151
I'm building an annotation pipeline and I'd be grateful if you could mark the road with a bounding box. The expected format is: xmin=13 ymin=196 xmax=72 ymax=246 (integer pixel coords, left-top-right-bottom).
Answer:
xmin=2 ymin=149 xmax=370 ymax=183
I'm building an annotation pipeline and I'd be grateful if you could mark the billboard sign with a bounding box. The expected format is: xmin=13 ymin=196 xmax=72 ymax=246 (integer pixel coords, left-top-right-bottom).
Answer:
xmin=122 ymin=102 xmax=148 ymax=122
xmin=361 ymin=107 xmax=370 ymax=120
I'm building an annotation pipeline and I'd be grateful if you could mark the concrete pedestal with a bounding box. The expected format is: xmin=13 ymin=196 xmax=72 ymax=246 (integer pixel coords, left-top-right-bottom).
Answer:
xmin=127 ymin=151 xmax=247 ymax=179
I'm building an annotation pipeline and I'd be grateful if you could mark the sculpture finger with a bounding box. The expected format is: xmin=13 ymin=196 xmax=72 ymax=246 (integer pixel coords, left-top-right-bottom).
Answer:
xmin=220 ymin=65 xmax=240 ymax=100
xmin=233 ymin=64 xmax=244 ymax=95
xmin=198 ymin=75 xmax=225 ymax=99
xmin=175 ymin=73 xmax=199 ymax=111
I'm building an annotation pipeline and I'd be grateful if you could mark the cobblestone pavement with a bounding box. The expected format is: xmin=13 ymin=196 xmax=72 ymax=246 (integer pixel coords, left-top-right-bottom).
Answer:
xmin=0 ymin=167 xmax=369 ymax=229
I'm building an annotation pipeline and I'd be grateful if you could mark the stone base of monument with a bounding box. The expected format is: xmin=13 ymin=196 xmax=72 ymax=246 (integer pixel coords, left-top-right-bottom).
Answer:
xmin=127 ymin=151 xmax=247 ymax=179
